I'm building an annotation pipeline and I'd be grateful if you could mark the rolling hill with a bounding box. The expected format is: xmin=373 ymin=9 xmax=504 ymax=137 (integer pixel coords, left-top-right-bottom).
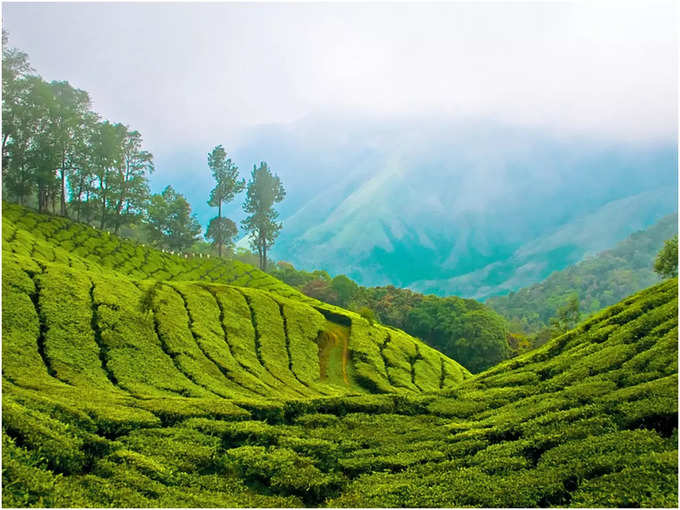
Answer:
xmin=2 ymin=202 xmax=678 ymax=507
xmin=2 ymin=202 xmax=468 ymax=401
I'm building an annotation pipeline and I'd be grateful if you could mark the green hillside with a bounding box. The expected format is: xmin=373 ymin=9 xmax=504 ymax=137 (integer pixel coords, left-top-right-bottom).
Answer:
xmin=2 ymin=203 xmax=678 ymax=507
xmin=487 ymin=213 xmax=678 ymax=332
xmin=2 ymin=202 xmax=469 ymax=400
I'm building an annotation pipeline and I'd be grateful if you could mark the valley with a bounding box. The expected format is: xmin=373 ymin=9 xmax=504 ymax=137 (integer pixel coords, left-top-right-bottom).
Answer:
xmin=2 ymin=203 xmax=677 ymax=507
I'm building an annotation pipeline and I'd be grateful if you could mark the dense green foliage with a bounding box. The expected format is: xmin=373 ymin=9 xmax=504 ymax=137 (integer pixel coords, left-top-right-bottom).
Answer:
xmin=2 ymin=35 xmax=286 ymax=263
xmin=207 ymin=144 xmax=244 ymax=257
xmin=1 ymin=32 xmax=154 ymax=228
xmin=270 ymin=263 xmax=511 ymax=373
xmin=3 ymin=203 xmax=677 ymax=507
xmin=241 ymin=162 xmax=286 ymax=271
xmin=487 ymin=213 xmax=678 ymax=333
xmin=654 ymin=235 xmax=678 ymax=279
xmin=145 ymin=186 xmax=202 ymax=251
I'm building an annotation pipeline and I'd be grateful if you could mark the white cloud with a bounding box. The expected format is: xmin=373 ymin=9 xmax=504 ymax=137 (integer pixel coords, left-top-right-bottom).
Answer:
xmin=2 ymin=1 xmax=677 ymax=158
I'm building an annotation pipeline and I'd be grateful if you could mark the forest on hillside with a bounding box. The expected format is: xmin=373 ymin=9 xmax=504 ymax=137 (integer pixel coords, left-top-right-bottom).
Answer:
xmin=1 ymin=32 xmax=286 ymax=272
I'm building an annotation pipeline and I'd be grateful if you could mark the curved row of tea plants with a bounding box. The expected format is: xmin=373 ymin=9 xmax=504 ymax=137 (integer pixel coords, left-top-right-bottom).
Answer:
xmin=2 ymin=202 xmax=307 ymax=301
xmin=2 ymin=203 xmax=677 ymax=507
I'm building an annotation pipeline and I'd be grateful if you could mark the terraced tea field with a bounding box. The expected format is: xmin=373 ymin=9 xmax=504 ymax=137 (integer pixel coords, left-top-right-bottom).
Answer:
xmin=2 ymin=203 xmax=678 ymax=507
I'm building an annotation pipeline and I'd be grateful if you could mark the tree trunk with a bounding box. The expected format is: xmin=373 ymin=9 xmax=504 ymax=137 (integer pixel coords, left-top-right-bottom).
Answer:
xmin=100 ymin=179 xmax=107 ymax=230
xmin=217 ymin=202 xmax=222 ymax=257
xmin=100 ymin=198 xmax=106 ymax=229
xmin=2 ymin=132 xmax=10 ymax=163
xmin=60 ymin=162 xmax=67 ymax=218
xmin=38 ymin=183 xmax=46 ymax=213
xmin=114 ymin=167 xmax=129 ymax=235
xmin=75 ymin=177 xmax=84 ymax=222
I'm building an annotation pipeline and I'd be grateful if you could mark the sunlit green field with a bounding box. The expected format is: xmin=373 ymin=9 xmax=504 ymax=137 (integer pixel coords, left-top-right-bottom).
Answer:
xmin=2 ymin=203 xmax=677 ymax=507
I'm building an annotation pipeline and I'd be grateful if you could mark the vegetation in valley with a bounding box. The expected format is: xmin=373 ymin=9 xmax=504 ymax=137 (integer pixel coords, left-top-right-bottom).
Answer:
xmin=2 ymin=203 xmax=678 ymax=507
xmin=269 ymin=264 xmax=513 ymax=373
xmin=487 ymin=213 xmax=677 ymax=334
xmin=268 ymin=215 xmax=677 ymax=372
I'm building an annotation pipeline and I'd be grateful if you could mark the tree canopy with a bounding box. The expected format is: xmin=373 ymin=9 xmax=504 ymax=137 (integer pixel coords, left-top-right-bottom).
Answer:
xmin=206 ymin=145 xmax=244 ymax=256
xmin=241 ymin=162 xmax=286 ymax=270
xmin=654 ymin=235 xmax=678 ymax=279
xmin=146 ymin=186 xmax=201 ymax=251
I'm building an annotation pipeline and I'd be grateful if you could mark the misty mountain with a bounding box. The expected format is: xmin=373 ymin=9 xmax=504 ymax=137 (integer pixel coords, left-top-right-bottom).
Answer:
xmin=486 ymin=212 xmax=678 ymax=332
xmin=230 ymin=114 xmax=677 ymax=298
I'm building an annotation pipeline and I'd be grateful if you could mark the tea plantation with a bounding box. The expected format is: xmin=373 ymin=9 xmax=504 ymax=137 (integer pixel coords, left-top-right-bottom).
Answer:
xmin=2 ymin=202 xmax=678 ymax=507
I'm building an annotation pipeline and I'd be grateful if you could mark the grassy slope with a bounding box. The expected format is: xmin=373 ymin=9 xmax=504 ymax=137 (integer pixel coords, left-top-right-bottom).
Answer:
xmin=2 ymin=202 xmax=678 ymax=507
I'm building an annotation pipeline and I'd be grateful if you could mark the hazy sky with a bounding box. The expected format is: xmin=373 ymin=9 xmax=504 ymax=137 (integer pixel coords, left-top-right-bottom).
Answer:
xmin=3 ymin=1 xmax=678 ymax=158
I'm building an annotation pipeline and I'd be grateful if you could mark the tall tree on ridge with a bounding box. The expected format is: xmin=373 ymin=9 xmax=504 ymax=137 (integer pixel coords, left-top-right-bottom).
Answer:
xmin=90 ymin=120 xmax=127 ymax=229
xmin=207 ymin=145 xmax=244 ymax=256
xmin=111 ymin=129 xmax=153 ymax=233
xmin=49 ymin=80 xmax=92 ymax=217
xmin=241 ymin=161 xmax=286 ymax=271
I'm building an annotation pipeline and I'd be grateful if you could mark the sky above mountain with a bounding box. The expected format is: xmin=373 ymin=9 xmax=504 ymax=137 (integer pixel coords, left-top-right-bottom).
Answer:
xmin=3 ymin=2 xmax=677 ymax=155
xmin=2 ymin=2 xmax=677 ymax=296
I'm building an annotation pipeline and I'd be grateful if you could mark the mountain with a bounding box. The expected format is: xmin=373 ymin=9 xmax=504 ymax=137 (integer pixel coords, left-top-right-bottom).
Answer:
xmin=227 ymin=114 xmax=677 ymax=298
xmin=2 ymin=203 xmax=677 ymax=507
xmin=486 ymin=213 xmax=678 ymax=332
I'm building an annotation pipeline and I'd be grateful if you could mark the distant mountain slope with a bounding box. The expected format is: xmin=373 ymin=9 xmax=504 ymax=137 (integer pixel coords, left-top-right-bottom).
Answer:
xmin=486 ymin=213 xmax=678 ymax=332
xmin=412 ymin=190 xmax=677 ymax=299
xmin=229 ymin=114 xmax=677 ymax=296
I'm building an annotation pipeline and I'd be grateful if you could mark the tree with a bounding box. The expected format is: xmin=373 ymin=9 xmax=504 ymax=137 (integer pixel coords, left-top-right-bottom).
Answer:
xmin=48 ymin=80 xmax=92 ymax=217
xmin=67 ymin=112 xmax=100 ymax=223
xmin=145 ymin=186 xmax=201 ymax=251
xmin=24 ymin=77 xmax=61 ymax=213
xmin=654 ymin=235 xmax=678 ymax=279
xmin=331 ymin=274 xmax=359 ymax=307
xmin=3 ymin=75 xmax=47 ymax=205
xmin=110 ymin=129 xmax=153 ymax=233
xmin=456 ymin=309 xmax=510 ymax=373
xmin=206 ymin=216 xmax=238 ymax=256
xmin=549 ymin=294 xmax=580 ymax=336
xmin=359 ymin=306 xmax=377 ymax=325
xmin=207 ymin=145 xmax=244 ymax=256
xmin=2 ymin=30 xmax=33 ymax=169
xmin=241 ymin=162 xmax=286 ymax=270
xmin=89 ymin=120 xmax=127 ymax=228
xmin=301 ymin=278 xmax=339 ymax=305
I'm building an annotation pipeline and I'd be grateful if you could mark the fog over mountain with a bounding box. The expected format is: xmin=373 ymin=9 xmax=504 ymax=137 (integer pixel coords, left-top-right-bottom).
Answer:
xmin=4 ymin=2 xmax=676 ymax=299
xmin=222 ymin=114 xmax=676 ymax=298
